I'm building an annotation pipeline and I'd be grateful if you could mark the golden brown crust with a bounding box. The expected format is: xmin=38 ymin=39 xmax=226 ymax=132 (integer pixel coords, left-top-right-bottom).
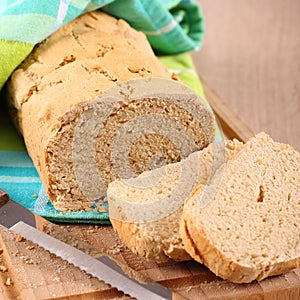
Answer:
xmin=179 ymin=185 xmax=204 ymax=264
xmin=111 ymin=219 xmax=174 ymax=263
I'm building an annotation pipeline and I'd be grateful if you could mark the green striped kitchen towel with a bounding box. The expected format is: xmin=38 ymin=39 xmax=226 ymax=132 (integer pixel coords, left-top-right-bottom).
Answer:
xmin=0 ymin=0 xmax=205 ymax=90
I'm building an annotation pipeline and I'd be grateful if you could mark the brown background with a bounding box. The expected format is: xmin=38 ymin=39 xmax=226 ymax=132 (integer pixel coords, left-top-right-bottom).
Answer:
xmin=193 ymin=0 xmax=300 ymax=150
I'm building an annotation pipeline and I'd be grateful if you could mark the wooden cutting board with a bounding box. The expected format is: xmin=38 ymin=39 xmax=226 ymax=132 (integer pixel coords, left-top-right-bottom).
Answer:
xmin=0 ymin=79 xmax=299 ymax=299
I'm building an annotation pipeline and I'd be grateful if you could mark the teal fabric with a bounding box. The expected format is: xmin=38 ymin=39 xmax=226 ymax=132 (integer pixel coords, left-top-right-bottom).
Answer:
xmin=0 ymin=0 xmax=205 ymax=90
xmin=0 ymin=54 xmax=222 ymax=224
xmin=0 ymin=151 xmax=111 ymax=224
xmin=102 ymin=0 xmax=204 ymax=54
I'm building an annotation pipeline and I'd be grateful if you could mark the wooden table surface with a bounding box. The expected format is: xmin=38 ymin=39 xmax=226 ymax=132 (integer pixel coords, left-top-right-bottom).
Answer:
xmin=192 ymin=0 xmax=300 ymax=151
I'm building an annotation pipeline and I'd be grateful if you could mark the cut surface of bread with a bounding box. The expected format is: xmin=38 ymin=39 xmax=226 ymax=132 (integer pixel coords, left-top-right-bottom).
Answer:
xmin=108 ymin=139 xmax=243 ymax=262
xmin=4 ymin=11 xmax=215 ymax=211
xmin=181 ymin=132 xmax=300 ymax=283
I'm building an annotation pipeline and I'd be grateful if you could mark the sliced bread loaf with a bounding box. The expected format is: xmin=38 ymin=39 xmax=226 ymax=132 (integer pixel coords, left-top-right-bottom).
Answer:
xmin=4 ymin=11 xmax=215 ymax=211
xmin=107 ymin=139 xmax=243 ymax=262
xmin=181 ymin=132 xmax=300 ymax=283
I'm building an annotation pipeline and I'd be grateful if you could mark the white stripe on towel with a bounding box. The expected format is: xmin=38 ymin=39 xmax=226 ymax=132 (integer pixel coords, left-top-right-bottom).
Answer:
xmin=168 ymin=68 xmax=198 ymax=77
xmin=143 ymin=19 xmax=177 ymax=36
xmin=50 ymin=0 xmax=70 ymax=34
xmin=0 ymin=176 xmax=41 ymax=183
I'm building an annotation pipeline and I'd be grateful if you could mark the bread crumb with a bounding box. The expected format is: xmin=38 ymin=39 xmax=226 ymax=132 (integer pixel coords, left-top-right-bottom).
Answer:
xmin=26 ymin=245 xmax=35 ymax=250
xmin=16 ymin=235 xmax=24 ymax=242
xmin=0 ymin=265 xmax=8 ymax=272
xmin=98 ymin=205 xmax=108 ymax=213
xmin=19 ymin=255 xmax=35 ymax=264
xmin=108 ymin=244 xmax=123 ymax=255
xmin=171 ymin=72 xmax=179 ymax=81
xmin=25 ymin=259 xmax=35 ymax=264
xmin=5 ymin=278 xmax=12 ymax=286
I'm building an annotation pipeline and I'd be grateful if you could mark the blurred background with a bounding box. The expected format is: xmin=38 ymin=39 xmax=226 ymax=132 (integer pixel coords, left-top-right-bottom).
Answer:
xmin=192 ymin=0 xmax=300 ymax=150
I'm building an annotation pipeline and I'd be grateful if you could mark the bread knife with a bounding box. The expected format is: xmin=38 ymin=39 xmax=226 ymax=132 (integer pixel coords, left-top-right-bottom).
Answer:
xmin=0 ymin=190 xmax=172 ymax=300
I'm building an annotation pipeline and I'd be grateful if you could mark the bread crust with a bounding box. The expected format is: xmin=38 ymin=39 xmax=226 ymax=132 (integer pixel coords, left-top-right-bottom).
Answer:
xmin=179 ymin=185 xmax=204 ymax=263
xmin=111 ymin=209 xmax=190 ymax=263
xmin=181 ymin=132 xmax=300 ymax=283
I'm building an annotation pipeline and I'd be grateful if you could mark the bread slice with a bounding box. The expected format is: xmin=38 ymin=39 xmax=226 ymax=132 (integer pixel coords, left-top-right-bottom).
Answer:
xmin=181 ymin=132 xmax=300 ymax=283
xmin=108 ymin=139 xmax=243 ymax=262
xmin=4 ymin=11 xmax=215 ymax=211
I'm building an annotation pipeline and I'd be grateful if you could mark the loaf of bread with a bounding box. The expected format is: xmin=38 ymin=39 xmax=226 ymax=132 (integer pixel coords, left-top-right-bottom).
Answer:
xmin=181 ymin=132 xmax=300 ymax=283
xmin=107 ymin=139 xmax=243 ymax=262
xmin=5 ymin=11 xmax=215 ymax=211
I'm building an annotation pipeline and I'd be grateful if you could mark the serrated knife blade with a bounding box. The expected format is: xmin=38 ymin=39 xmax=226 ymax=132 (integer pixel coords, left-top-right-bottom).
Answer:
xmin=10 ymin=221 xmax=171 ymax=300
xmin=0 ymin=190 xmax=172 ymax=300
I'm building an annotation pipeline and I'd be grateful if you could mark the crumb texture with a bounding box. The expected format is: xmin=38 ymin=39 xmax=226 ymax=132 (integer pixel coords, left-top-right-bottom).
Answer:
xmin=182 ymin=132 xmax=300 ymax=283
xmin=108 ymin=139 xmax=243 ymax=262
